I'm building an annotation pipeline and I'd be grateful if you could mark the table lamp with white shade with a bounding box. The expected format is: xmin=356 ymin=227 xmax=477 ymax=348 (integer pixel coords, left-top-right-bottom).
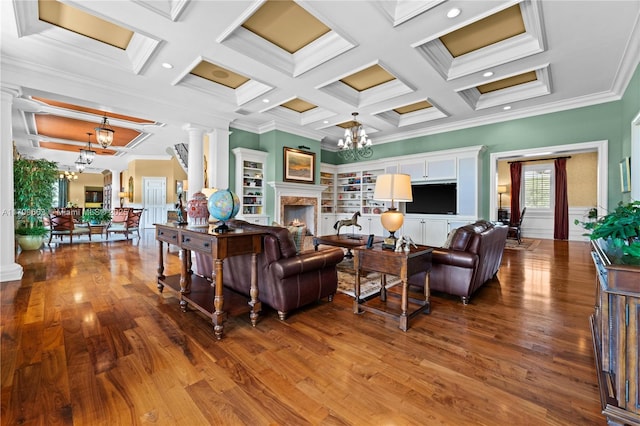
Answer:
xmin=373 ymin=174 xmax=413 ymax=249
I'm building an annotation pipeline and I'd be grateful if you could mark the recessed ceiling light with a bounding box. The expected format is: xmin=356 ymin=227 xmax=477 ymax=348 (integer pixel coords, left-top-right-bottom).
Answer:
xmin=162 ymin=62 xmax=173 ymax=69
xmin=262 ymin=99 xmax=269 ymax=103
xmin=483 ymin=71 xmax=494 ymax=77
xmin=323 ymin=120 xmax=329 ymax=124
xmin=503 ymin=106 xmax=512 ymax=111
xmin=447 ymin=8 xmax=461 ymax=18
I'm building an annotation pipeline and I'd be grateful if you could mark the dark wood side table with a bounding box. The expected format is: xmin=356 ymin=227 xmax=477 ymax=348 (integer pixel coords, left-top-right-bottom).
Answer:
xmin=313 ymin=234 xmax=384 ymax=258
xmin=353 ymin=244 xmax=433 ymax=331
xmin=155 ymin=223 xmax=264 ymax=340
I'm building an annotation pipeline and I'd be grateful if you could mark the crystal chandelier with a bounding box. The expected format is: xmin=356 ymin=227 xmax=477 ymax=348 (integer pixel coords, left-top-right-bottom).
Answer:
xmin=79 ymin=132 xmax=96 ymax=164
xmin=94 ymin=114 xmax=115 ymax=148
xmin=337 ymin=112 xmax=373 ymax=161
xmin=59 ymin=169 xmax=78 ymax=181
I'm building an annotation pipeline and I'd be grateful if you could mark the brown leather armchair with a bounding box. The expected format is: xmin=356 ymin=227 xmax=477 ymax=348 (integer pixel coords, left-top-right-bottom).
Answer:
xmin=408 ymin=220 xmax=508 ymax=304
xmin=195 ymin=219 xmax=345 ymax=320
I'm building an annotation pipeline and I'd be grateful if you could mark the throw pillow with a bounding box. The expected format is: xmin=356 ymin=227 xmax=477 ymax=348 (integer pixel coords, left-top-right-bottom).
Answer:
xmin=287 ymin=225 xmax=307 ymax=253
xmin=442 ymin=229 xmax=457 ymax=248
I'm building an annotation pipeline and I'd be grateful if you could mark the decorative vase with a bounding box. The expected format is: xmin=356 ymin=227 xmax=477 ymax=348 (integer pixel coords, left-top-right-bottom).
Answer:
xmin=16 ymin=235 xmax=43 ymax=251
xmin=187 ymin=191 xmax=210 ymax=227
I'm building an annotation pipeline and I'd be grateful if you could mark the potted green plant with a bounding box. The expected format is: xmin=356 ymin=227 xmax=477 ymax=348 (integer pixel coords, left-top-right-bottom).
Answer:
xmin=14 ymin=157 xmax=58 ymax=250
xmin=82 ymin=209 xmax=112 ymax=224
xmin=576 ymin=200 xmax=640 ymax=261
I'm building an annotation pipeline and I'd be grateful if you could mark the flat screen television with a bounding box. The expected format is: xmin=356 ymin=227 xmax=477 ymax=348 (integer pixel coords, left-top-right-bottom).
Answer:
xmin=405 ymin=183 xmax=457 ymax=215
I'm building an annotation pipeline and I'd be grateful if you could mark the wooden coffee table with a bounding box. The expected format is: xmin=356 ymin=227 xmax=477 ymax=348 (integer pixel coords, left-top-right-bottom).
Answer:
xmin=353 ymin=244 xmax=433 ymax=331
xmin=313 ymin=234 xmax=384 ymax=258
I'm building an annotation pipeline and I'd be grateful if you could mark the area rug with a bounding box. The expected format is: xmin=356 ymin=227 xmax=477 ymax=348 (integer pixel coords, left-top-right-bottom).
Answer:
xmin=504 ymin=238 xmax=541 ymax=251
xmin=336 ymin=259 xmax=402 ymax=299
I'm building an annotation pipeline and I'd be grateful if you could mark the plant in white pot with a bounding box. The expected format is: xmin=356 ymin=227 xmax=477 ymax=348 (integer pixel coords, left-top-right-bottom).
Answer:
xmin=14 ymin=157 xmax=58 ymax=250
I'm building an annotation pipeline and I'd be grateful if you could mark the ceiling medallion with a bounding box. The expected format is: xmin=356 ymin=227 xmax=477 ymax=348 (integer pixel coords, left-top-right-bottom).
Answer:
xmin=337 ymin=112 xmax=373 ymax=161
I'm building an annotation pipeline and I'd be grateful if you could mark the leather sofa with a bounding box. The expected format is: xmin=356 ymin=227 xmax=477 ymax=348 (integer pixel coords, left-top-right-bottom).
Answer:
xmin=194 ymin=219 xmax=345 ymax=320
xmin=408 ymin=220 xmax=508 ymax=304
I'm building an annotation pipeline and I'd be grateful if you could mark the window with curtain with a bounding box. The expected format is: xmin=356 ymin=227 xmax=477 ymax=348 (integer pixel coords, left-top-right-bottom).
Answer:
xmin=522 ymin=164 xmax=554 ymax=210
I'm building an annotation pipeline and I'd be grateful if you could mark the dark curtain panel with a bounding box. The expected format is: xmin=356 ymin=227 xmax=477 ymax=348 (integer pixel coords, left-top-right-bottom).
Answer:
xmin=554 ymin=158 xmax=569 ymax=240
xmin=58 ymin=179 xmax=68 ymax=208
xmin=509 ymin=162 xmax=522 ymax=225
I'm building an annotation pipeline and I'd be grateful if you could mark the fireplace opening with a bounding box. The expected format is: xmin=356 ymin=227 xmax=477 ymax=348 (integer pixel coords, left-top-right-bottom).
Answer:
xmin=280 ymin=196 xmax=317 ymax=235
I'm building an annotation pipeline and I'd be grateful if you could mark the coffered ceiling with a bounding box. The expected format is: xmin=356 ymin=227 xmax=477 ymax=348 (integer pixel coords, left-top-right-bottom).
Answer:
xmin=2 ymin=0 xmax=639 ymax=172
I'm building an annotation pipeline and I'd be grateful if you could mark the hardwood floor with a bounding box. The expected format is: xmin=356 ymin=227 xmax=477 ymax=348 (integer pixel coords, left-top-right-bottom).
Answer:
xmin=2 ymin=231 xmax=603 ymax=425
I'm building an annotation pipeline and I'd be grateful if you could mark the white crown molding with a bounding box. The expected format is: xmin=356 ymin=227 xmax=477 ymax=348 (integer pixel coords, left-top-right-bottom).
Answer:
xmin=610 ymin=12 xmax=640 ymax=95
xmin=131 ymin=0 xmax=190 ymax=21
xmin=369 ymin=90 xmax=623 ymax=147
xmin=380 ymin=0 xmax=447 ymax=27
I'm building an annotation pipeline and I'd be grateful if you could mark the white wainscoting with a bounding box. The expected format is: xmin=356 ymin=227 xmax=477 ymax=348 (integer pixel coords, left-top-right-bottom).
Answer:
xmin=512 ymin=207 xmax=593 ymax=241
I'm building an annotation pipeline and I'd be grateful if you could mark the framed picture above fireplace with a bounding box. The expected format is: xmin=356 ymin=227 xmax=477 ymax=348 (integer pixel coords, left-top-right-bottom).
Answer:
xmin=284 ymin=147 xmax=315 ymax=184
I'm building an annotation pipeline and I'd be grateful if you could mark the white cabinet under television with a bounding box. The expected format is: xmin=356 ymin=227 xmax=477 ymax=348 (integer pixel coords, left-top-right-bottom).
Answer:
xmin=232 ymin=147 xmax=269 ymax=224
xmin=402 ymin=217 xmax=449 ymax=246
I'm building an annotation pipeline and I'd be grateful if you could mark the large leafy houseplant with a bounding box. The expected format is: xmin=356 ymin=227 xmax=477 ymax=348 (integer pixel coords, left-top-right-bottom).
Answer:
xmin=13 ymin=158 xmax=58 ymax=246
xmin=82 ymin=209 xmax=112 ymax=224
xmin=576 ymin=201 xmax=640 ymax=259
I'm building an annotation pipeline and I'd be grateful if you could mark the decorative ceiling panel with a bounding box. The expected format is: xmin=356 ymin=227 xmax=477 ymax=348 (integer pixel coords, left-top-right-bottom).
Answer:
xmin=3 ymin=0 xmax=638 ymax=166
xmin=241 ymin=0 xmax=330 ymax=53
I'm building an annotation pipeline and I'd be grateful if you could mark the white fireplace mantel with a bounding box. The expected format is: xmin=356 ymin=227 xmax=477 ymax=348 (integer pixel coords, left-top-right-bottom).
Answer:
xmin=268 ymin=181 xmax=327 ymax=235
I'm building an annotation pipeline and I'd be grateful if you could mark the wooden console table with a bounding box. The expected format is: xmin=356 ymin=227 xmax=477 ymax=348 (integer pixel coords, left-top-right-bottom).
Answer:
xmin=155 ymin=223 xmax=264 ymax=340
xmin=353 ymin=244 xmax=433 ymax=331
xmin=590 ymin=239 xmax=639 ymax=425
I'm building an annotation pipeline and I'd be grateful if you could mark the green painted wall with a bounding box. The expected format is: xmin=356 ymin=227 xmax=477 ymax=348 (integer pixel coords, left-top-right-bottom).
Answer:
xmin=229 ymin=129 xmax=321 ymax=220
xmin=232 ymin=64 xmax=640 ymax=219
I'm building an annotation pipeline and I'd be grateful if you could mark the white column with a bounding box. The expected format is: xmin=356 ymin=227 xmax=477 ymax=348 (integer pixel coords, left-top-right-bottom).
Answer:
xmin=184 ymin=124 xmax=207 ymax=197
xmin=111 ymin=169 xmax=121 ymax=208
xmin=0 ymin=86 xmax=24 ymax=282
xmin=207 ymin=128 xmax=230 ymax=190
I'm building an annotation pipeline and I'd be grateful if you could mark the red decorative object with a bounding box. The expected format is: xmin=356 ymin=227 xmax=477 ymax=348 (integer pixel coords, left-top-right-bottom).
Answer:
xmin=187 ymin=191 xmax=209 ymax=226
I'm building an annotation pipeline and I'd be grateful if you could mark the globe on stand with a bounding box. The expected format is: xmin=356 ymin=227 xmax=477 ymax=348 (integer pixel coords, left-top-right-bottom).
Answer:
xmin=207 ymin=189 xmax=240 ymax=233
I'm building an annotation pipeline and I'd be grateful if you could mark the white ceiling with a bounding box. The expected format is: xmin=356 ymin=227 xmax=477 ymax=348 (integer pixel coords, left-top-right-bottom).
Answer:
xmin=2 ymin=0 xmax=639 ymax=173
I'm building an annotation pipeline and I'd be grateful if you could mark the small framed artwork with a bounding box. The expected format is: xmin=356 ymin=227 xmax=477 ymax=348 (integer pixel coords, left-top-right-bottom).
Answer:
xmin=284 ymin=147 xmax=315 ymax=184
xmin=176 ymin=180 xmax=184 ymax=195
xmin=620 ymin=157 xmax=631 ymax=193
xmin=128 ymin=177 xmax=134 ymax=202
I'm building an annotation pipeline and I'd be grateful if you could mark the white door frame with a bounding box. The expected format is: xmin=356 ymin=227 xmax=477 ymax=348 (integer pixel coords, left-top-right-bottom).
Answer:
xmin=142 ymin=177 xmax=167 ymax=229
xmin=489 ymin=140 xmax=608 ymax=239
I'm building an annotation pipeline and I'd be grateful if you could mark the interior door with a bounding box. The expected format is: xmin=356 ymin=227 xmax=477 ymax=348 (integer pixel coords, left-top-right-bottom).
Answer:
xmin=143 ymin=177 xmax=167 ymax=229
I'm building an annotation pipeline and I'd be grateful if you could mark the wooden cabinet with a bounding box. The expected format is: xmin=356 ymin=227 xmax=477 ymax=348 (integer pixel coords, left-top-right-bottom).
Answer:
xmin=321 ymin=214 xmax=336 ymax=236
xmin=361 ymin=215 xmax=385 ymax=236
xmin=399 ymin=157 xmax=456 ymax=181
xmin=590 ymin=240 xmax=640 ymax=426
xmin=233 ymin=148 xmax=268 ymax=224
xmin=402 ymin=217 xmax=449 ymax=246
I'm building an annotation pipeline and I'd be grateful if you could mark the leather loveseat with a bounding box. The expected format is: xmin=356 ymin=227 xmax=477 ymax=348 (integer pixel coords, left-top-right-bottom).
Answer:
xmin=408 ymin=220 xmax=508 ymax=304
xmin=195 ymin=219 xmax=345 ymax=320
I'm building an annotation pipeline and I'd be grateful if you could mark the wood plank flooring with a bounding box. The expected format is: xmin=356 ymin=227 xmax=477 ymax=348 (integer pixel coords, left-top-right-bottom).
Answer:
xmin=2 ymin=232 xmax=603 ymax=425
